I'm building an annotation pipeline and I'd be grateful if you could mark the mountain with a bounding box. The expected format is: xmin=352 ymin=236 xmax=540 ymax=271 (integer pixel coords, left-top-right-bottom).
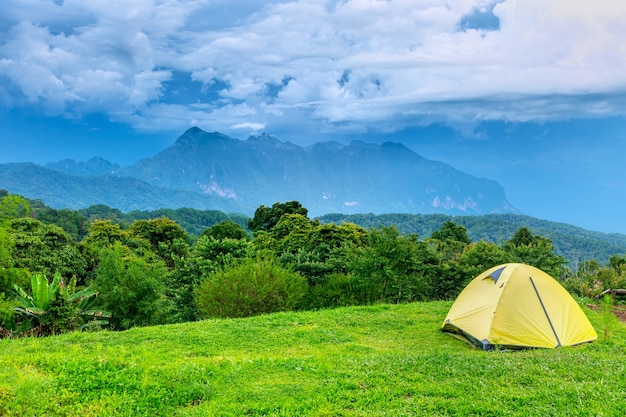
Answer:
xmin=116 ymin=127 xmax=517 ymax=216
xmin=0 ymin=163 xmax=250 ymax=213
xmin=0 ymin=127 xmax=516 ymax=216
xmin=45 ymin=157 xmax=120 ymax=176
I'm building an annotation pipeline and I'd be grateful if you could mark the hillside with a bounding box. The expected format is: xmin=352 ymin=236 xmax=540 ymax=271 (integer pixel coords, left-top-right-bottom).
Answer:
xmin=0 ymin=162 xmax=252 ymax=213
xmin=0 ymin=302 xmax=623 ymax=416
xmin=318 ymin=212 xmax=626 ymax=264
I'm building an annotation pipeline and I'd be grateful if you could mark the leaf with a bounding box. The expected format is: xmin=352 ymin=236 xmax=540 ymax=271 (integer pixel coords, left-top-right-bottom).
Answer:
xmin=32 ymin=273 xmax=50 ymax=310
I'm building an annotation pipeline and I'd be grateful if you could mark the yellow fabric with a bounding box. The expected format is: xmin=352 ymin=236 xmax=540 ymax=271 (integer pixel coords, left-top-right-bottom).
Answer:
xmin=442 ymin=263 xmax=597 ymax=349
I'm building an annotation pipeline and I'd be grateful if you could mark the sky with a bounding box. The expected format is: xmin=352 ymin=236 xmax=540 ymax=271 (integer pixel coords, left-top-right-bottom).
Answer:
xmin=1 ymin=0 xmax=625 ymax=234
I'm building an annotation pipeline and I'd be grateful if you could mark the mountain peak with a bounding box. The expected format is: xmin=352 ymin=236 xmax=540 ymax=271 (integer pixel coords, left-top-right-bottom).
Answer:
xmin=175 ymin=128 xmax=234 ymax=147
xmin=118 ymin=129 xmax=517 ymax=217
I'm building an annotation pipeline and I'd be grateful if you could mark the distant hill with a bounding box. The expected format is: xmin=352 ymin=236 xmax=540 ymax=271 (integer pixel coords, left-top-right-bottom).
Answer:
xmin=0 ymin=163 xmax=251 ymax=213
xmin=317 ymin=212 xmax=626 ymax=264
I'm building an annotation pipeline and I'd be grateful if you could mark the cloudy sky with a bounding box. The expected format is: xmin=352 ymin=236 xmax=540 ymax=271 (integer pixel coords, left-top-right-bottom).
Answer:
xmin=1 ymin=0 xmax=625 ymax=233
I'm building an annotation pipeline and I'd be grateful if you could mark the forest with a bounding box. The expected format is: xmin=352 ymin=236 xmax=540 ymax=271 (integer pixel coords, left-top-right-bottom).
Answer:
xmin=1 ymin=190 xmax=625 ymax=338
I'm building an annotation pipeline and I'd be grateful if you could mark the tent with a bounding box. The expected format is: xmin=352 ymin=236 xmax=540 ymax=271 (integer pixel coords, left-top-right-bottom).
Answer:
xmin=441 ymin=263 xmax=597 ymax=350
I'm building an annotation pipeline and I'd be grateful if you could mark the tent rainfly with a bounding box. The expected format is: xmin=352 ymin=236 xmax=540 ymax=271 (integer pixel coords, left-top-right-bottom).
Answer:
xmin=441 ymin=263 xmax=598 ymax=350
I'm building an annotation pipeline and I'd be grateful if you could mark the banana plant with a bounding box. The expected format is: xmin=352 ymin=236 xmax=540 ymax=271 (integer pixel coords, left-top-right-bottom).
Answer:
xmin=13 ymin=272 xmax=110 ymax=335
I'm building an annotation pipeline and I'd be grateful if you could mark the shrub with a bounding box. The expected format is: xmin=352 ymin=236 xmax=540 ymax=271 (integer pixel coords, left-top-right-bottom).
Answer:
xmin=297 ymin=272 xmax=365 ymax=310
xmin=195 ymin=254 xmax=307 ymax=318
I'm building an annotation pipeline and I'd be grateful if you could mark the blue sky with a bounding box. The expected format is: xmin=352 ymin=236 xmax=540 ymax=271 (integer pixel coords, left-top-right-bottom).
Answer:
xmin=1 ymin=0 xmax=625 ymax=234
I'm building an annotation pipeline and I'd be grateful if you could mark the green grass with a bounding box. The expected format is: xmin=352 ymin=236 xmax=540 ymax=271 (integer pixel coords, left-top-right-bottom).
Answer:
xmin=1 ymin=301 xmax=625 ymax=416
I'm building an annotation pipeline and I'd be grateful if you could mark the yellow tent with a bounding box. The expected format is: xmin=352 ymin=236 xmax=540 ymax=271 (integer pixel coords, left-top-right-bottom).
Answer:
xmin=441 ymin=263 xmax=597 ymax=350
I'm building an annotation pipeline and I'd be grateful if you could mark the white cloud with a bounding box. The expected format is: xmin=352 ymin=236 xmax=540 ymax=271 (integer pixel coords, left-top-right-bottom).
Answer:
xmin=0 ymin=0 xmax=625 ymax=136
xmin=232 ymin=122 xmax=265 ymax=131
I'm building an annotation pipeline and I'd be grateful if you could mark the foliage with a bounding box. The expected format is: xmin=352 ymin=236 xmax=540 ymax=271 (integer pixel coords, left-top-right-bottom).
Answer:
xmin=600 ymin=295 xmax=619 ymax=343
xmin=0 ymin=293 xmax=18 ymax=332
xmin=201 ymin=220 xmax=250 ymax=240
xmin=92 ymin=243 xmax=169 ymax=330
xmin=195 ymin=254 xmax=307 ymax=318
xmin=0 ymin=193 xmax=31 ymax=221
xmin=317 ymin=212 xmax=626 ymax=265
xmin=129 ymin=217 xmax=190 ymax=268
xmin=80 ymin=205 xmax=249 ymax=238
xmin=192 ymin=235 xmax=252 ymax=276
xmin=5 ymin=218 xmax=88 ymax=282
xmin=33 ymin=207 xmax=91 ymax=241
xmin=297 ymin=272 xmax=364 ymax=310
xmin=248 ymin=200 xmax=308 ymax=234
xmin=11 ymin=272 xmax=108 ymax=336
xmin=430 ymin=220 xmax=471 ymax=245
xmin=348 ymin=226 xmax=435 ymax=303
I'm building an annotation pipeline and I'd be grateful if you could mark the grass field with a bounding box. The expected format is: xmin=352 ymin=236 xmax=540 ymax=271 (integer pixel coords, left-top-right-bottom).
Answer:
xmin=1 ymin=301 xmax=625 ymax=416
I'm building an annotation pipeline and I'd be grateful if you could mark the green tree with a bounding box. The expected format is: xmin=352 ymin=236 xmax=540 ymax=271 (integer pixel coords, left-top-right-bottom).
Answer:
xmin=129 ymin=217 xmax=190 ymax=268
xmin=430 ymin=221 xmax=471 ymax=245
xmin=192 ymin=235 xmax=252 ymax=277
xmin=348 ymin=226 xmax=435 ymax=304
xmin=6 ymin=218 xmax=87 ymax=283
xmin=504 ymin=227 xmax=567 ymax=278
xmin=248 ymin=201 xmax=308 ymax=234
xmin=0 ymin=194 xmax=31 ymax=221
xmin=201 ymin=220 xmax=249 ymax=241
xmin=34 ymin=207 xmax=90 ymax=241
xmin=195 ymin=254 xmax=307 ymax=319
xmin=92 ymin=243 xmax=169 ymax=330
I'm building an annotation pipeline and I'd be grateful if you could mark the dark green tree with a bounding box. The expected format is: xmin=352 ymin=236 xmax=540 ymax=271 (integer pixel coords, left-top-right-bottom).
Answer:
xmin=430 ymin=221 xmax=471 ymax=245
xmin=129 ymin=217 xmax=190 ymax=269
xmin=6 ymin=218 xmax=87 ymax=283
xmin=201 ymin=220 xmax=249 ymax=241
xmin=348 ymin=226 xmax=435 ymax=304
xmin=504 ymin=227 xmax=567 ymax=278
xmin=248 ymin=201 xmax=308 ymax=234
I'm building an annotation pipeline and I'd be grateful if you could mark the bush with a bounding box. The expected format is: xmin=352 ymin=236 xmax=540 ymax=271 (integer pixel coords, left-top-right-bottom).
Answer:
xmin=195 ymin=254 xmax=307 ymax=319
xmin=297 ymin=272 xmax=365 ymax=310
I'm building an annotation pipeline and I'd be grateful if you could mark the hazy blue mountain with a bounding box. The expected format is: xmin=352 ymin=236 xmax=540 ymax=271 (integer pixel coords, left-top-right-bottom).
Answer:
xmin=45 ymin=157 xmax=120 ymax=176
xmin=0 ymin=127 xmax=517 ymax=217
xmin=0 ymin=163 xmax=251 ymax=213
xmin=118 ymin=127 xmax=517 ymax=217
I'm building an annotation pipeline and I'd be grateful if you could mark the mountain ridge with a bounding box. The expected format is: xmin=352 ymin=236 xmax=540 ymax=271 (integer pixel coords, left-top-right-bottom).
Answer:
xmin=0 ymin=127 xmax=516 ymax=217
xmin=117 ymin=127 xmax=517 ymax=217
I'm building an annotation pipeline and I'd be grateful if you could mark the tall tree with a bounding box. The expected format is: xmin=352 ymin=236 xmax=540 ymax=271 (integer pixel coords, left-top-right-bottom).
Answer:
xmin=248 ymin=201 xmax=308 ymax=233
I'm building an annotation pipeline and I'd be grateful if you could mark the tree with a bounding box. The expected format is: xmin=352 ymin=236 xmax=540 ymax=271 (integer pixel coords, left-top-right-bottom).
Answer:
xmin=92 ymin=243 xmax=170 ymax=330
xmin=34 ymin=207 xmax=90 ymax=241
xmin=6 ymin=218 xmax=88 ymax=283
xmin=201 ymin=220 xmax=249 ymax=241
xmin=348 ymin=226 xmax=434 ymax=304
xmin=430 ymin=221 xmax=471 ymax=245
xmin=0 ymin=194 xmax=31 ymax=221
xmin=503 ymin=227 xmax=567 ymax=278
xmin=129 ymin=217 xmax=189 ymax=269
xmin=248 ymin=201 xmax=308 ymax=234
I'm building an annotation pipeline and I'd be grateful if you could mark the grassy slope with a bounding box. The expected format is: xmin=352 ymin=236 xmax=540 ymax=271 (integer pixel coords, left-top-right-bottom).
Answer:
xmin=0 ymin=302 xmax=625 ymax=417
